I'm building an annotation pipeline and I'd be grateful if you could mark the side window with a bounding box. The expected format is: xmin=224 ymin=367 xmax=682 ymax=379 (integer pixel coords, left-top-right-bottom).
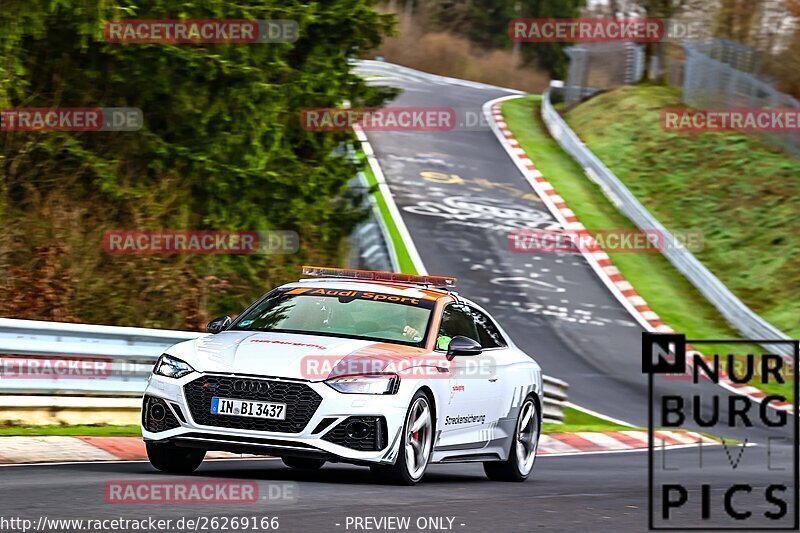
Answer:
xmin=469 ymin=306 xmax=507 ymax=349
xmin=436 ymin=304 xmax=480 ymax=351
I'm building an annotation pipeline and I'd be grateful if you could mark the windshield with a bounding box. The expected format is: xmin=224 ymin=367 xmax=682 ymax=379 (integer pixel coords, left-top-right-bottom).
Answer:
xmin=230 ymin=288 xmax=435 ymax=347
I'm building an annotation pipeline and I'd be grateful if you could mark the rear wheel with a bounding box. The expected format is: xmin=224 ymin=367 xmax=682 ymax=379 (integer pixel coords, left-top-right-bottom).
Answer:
xmin=282 ymin=457 xmax=325 ymax=470
xmin=146 ymin=441 xmax=205 ymax=474
xmin=484 ymin=396 xmax=539 ymax=482
xmin=371 ymin=390 xmax=433 ymax=485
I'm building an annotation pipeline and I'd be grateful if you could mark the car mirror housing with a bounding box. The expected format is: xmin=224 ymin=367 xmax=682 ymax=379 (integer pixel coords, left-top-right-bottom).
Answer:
xmin=207 ymin=316 xmax=232 ymax=334
xmin=446 ymin=335 xmax=482 ymax=358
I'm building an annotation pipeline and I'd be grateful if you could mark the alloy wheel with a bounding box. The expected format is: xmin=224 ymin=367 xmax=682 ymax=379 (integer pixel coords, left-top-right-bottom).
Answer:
xmin=515 ymin=399 xmax=539 ymax=475
xmin=404 ymin=396 xmax=433 ymax=479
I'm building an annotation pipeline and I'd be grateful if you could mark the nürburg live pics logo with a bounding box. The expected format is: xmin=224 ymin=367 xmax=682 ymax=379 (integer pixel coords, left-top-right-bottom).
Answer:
xmin=643 ymin=332 xmax=799 ymax=530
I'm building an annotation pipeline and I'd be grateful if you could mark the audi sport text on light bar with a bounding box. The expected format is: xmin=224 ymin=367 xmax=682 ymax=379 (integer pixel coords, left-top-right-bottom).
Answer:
xmin=301 ymin=266 xmax=456 ymax=288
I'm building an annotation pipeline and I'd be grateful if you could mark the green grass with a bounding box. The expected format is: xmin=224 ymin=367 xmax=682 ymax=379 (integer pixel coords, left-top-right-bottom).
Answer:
xmin=564 ymin=85 xmax=800 ymax=341
xmin=0 ymin=424 xmax=141 ymax=437
xmin=359 ymin=152 xmax=419 ymax=274
xmin=543 ymin=406 xmax=639 ymax=434
xmin=502 ymin=95 xmax=792 ymax=400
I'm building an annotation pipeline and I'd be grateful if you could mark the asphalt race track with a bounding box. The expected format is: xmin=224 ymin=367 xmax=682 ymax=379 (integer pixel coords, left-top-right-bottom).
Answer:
xmin=2 ymin=447 xmax=793 ymax=532
xmin=359 ymin=63 xmax=792 ymax=443
xmin=1 ymin=64 xmax=795 ymax=532
xmin=357 ymin=64 xmax=796 ymax=529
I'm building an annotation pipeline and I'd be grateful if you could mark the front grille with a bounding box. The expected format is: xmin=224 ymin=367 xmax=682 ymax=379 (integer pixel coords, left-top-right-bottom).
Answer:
xmin=322 ymin=416 xmax=387 ymax=451
xmin=143 ymin=396 xmax=181 ymax=432
xmin=184 ymin=375 xmax=322 ymax=433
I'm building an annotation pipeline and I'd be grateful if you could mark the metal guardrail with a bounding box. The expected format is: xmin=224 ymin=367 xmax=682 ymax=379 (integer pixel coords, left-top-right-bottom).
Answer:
xmin=0 ymin=318 xmax=201 ymax=396
xmin=541 ymin=88 xmax=794 ymax=356
xmin=352 ymin=59 xmax=524 ymax=94
xmin=346 ymin=141 xmax=398 ymax=272
xmin=542 ymin=376 xmax=568 ymax=424
xmin=0 ymin=318 xmax=569 ymax=422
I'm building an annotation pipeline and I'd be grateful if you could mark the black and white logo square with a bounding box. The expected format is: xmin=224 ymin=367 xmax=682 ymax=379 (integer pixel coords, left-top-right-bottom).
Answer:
xmin=642 ymin=332 xmax=686 ymax=374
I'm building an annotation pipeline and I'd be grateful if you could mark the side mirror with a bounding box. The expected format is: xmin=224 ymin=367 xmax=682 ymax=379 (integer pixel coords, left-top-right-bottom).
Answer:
xmin=207 ymin=316 xmax=232 ymax=334
xmin=447 ymin=335 xmax=482 ymax=359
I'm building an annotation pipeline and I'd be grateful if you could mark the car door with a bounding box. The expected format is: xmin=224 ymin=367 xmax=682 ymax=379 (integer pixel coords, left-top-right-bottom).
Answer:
xmin=466 ymin=304 xmax=519 ymax=448
xmin=434 ymin=303 xmax=499 ymax=451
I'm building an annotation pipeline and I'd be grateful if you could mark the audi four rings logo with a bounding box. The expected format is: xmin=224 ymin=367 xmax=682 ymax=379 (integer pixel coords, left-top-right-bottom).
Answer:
xmin=232 ymin=379 xmax=270 ymax=394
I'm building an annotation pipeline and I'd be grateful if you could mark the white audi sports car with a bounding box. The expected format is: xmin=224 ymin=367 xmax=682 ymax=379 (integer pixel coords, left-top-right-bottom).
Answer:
xmin=142 ymin=267 xmax=543 ymax=484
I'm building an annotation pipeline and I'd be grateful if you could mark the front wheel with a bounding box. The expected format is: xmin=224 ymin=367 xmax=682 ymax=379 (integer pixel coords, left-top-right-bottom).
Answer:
xmin=146 ymin=441 xmax=205 ymax=474
xmin=371 ymin=390 xmax=433 ymax=485
xmin=484 ymin=396 xmax=540 ymax=482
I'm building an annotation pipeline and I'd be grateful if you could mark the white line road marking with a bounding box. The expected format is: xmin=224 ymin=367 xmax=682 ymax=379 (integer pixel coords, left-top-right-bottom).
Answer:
xmin=564 ymin=402 xmax=637 ymax=427
xmin=354 ymin=125 xmax=428 ymax=274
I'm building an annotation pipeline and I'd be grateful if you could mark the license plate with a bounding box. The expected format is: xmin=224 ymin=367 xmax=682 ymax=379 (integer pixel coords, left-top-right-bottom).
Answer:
xmin=210 ymin=397 xmax=286 ymax=420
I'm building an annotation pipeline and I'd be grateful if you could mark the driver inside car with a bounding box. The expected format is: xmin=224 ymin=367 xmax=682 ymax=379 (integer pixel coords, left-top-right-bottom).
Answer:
xmin=401 ymin=306 xmax=427 ymax=342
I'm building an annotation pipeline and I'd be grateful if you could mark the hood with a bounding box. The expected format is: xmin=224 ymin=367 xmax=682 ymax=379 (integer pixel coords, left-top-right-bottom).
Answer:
xmin=166 ymin=330 xmax=429 ymax=381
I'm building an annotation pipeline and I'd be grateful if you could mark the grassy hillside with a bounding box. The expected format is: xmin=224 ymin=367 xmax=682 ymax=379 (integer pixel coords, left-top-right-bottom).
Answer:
xmin=503 ymin=96 xmax=787 ymax=398
xmin=564 ymin=85 xmax=800 ymax=340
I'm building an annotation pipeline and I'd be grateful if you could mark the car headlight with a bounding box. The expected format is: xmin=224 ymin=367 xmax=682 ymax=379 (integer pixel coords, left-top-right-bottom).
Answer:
xmin=325 ymin=374 xmax=399 ymax=394
xmin=153 ymin=354 xmax=195 ymax=379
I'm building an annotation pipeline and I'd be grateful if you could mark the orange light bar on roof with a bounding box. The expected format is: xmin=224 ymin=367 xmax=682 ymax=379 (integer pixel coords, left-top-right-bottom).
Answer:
xmin=301 ymin=266 xmax=456 ymax=288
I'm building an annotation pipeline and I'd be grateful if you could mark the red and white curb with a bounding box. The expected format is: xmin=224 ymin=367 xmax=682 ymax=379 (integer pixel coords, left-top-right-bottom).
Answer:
xmin=0 ymin=436 xmax=257 ymax=465
xmin=0 ymin=432 xmax=717 ymax=465
xmin=484 ymin=95 xmax=793 ymax=413
xmin=540 ymin=430 xmax=717 ymax=455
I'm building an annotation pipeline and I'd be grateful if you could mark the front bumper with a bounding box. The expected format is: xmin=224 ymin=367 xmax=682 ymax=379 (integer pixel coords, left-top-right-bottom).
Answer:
xmin=141 ymin=373 xmax=409 ymax=465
